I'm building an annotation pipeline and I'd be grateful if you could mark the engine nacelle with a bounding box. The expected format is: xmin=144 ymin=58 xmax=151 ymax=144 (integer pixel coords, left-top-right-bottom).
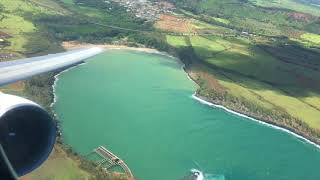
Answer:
xmin=0 ymin=93 xmax=56 ymax=176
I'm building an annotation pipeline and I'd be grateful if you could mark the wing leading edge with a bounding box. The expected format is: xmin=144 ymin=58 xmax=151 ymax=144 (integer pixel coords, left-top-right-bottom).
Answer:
xmin=0 ymin=47 xmax=104 ymax=86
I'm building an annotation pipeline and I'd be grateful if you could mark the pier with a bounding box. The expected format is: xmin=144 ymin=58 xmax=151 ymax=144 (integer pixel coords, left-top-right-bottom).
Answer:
xmin=93 ymin=146 xmax=134 ymax=180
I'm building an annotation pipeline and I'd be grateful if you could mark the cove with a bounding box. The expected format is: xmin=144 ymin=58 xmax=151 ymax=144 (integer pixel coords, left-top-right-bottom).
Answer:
xmin=53 ymin=50 xmax=320 ymax=180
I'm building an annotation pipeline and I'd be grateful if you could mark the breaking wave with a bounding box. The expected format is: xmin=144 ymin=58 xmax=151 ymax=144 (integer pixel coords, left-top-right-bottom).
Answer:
xmin=191 ymin=93 xmax=320 ymax=150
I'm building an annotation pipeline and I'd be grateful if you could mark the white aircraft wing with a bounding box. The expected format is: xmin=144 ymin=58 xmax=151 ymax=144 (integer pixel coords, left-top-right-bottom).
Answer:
xmin=0 ymin=47 xmax=104 ymax=86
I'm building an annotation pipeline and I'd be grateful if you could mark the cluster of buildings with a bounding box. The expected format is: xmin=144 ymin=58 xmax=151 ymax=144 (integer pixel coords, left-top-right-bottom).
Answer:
xmin=0 ymin=53 xmax=15 ymax=61
xmin=0 ymin=31 xmax=15 ymax=61
xmin=0 ymin=31 xmax=10 ymax=44
xmin=110 ymin=0 xmax=175 ymax=21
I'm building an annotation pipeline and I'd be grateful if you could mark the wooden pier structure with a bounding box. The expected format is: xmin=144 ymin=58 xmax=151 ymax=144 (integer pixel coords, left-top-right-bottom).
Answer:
xmin=93 ymin=146 xmax=134 ymax=180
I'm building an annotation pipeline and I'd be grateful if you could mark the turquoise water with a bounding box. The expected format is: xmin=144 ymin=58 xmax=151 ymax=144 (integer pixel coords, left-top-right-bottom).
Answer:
xmin=54 ymin=50 xmax=320 ymax=180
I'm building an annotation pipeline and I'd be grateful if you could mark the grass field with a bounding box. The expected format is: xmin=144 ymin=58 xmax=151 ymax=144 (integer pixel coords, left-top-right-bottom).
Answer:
xmin=249 ymin=0 xmax=320 ymax=17
xmin=301 ymin=33 xmax=320 ymax=45
xmin=174 ymin=0 xmax=320 ymax=38
xmin=29 ymin=0 xmax=71 ymax=15
xmin=21 ymin=145 xmax=90 ymax=180
xmin=0 ymin=0 xmax=63 ymax=54
xmin=190 ymin=36 xmax=227 ymax=58
xmin=216 ymin=71 xmax=320 ymax=130
xmin=61 ymin=0 xmax=75 ymax=5
xmin=168 ymin=30 xmax=320 ymax=132
xmin=166 ymin=35 xmax=188 ymax=47
xmin=211 ymin=17 xmax=230 ymax=25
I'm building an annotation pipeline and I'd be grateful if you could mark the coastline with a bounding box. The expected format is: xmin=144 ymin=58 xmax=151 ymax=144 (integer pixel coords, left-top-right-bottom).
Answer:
xmin=49 ymin=62 xmax=128 ymax=179
xmin=62 ymin=41 xmax=160 ymax=54
xmin=62 ymin=41 xmax=180 ymax=63
xmin=192 ymin=93 xmax=320 ymax=149
xmin=57 ymin=42 xmax=320 ymax=151
xmin=51 ymin=62 xmax=87 ymax=109
xmin=182 ymin=66 xmax=320 ymax=149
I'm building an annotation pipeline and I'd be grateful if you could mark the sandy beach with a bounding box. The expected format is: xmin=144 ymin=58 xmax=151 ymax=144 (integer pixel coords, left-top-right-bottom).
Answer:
xmin=62 ymin=41 xmax=160 ymax=53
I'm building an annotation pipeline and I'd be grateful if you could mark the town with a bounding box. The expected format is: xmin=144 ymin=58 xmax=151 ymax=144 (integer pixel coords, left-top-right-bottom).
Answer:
xmin=110 ymin=0 xmax=175 ymax=21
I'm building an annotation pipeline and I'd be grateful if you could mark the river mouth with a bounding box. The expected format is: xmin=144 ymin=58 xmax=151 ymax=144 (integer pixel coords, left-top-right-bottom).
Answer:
xmin=53 ymin=50 xmax=320 ymax=180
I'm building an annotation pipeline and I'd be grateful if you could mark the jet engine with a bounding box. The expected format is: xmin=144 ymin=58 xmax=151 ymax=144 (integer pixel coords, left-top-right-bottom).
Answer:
xmin=0 ymin=93 xmax=56 ymax=177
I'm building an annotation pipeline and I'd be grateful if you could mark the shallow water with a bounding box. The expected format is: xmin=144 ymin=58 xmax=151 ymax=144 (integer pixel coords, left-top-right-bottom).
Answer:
xmin=54 ymin=50 xmax=320 ymax=180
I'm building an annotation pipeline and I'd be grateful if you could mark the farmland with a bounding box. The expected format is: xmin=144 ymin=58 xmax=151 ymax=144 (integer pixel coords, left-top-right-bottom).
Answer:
xmin=0 ymin=0 xmax=65 ymax=56
xmin=166 ymin=35 xmax=188 ymax=47
xmin=160 ymin=1 xmax=320 ymax=142
xmin=301 ymin=33 xmax=320 ymax=44
xmin=249 ymin=0 xmax=320 ymax=16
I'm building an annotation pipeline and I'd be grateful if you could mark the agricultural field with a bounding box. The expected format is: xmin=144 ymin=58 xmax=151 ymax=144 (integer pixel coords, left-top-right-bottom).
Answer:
xmin=300 ymin=33 xmax=320 ymax=44
xmin=165 ymin=7 xmax=320 ymax=135
xmin=155 ymin=14 xmax=195 ymax=33
xmin=60 ymin=0 xmax=75 ymax=5
xmin=170 ymin=0 xmax=320 ymax=37
xmin=249 ymin=0 xmax=320 ymax=17
xmin=166 ymin=35 xmax=188 ymax=47
xmin=155 ymin=12 xmax=234 ymax=37
xmin=0 ymin=0 xmax=65 ymax=55
xmin=215 ymin=71 xmax=320 ymax=130
xmin=163 ymin=0 xmax=320 ymax=136
xmin=189 ymin=36 xmax=227 ymax=58
xmin=29 ymin=0 xmax=71 ymax=15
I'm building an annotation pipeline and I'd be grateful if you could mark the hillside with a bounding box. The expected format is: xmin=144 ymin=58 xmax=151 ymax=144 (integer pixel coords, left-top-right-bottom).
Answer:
xmin=162 ymin=0 xmax=320 ymax=143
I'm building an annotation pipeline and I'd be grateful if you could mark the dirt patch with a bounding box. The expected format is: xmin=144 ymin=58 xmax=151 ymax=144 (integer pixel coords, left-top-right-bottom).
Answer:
xmin=6 ymin=81 xmax=25 ymax=91
xmin=288 ymin=12 xmax=313 ymax=22
xmin=155 ymin=14 xmax=195 ymax=33
xmin=0 ymin=31 xmax=11 ymax=39
xmin=188 ymin=65 xmax=226 ymax=94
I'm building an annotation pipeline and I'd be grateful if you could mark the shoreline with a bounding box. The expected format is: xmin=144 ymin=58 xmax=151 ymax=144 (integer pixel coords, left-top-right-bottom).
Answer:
xmin=62 ymin=41 xmax=160 ymax=54
xmin=182 ymin=66 xmax=320 ymax=150
xmin=56 ymin=42 xmax=320 ymax=150
xmin=62 ymin=41 xmax=181 ymax=63
xmin=191 ymin=93 xmax=320 ymax=150
xmin=51 ymin=62 xmax=87 ymax=109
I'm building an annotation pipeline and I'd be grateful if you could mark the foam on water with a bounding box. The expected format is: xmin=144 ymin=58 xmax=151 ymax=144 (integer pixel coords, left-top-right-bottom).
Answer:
xmin=180 ymin=59 xmax=320 ymax=150
xmin=189 ymin=169 xmax=225 ymax=180
xmin=191 ymin=93 xmax=320 ymax=150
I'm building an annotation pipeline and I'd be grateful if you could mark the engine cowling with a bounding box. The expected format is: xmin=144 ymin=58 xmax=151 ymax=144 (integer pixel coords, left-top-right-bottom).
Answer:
xmin=0 ymin=93 xmax=56 ymax=176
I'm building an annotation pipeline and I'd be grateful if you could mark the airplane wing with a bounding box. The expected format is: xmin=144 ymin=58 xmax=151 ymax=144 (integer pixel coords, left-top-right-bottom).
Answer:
xmin=0 ymin=47 xmax=104 ymax=179
xmin=0 ymin=47 xmax=104 ymax=86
